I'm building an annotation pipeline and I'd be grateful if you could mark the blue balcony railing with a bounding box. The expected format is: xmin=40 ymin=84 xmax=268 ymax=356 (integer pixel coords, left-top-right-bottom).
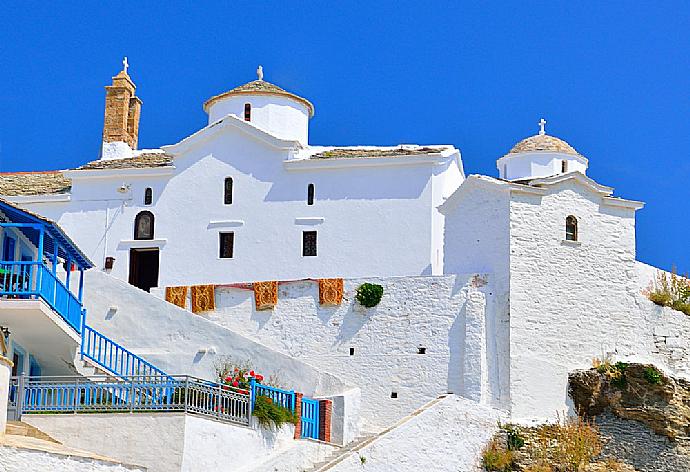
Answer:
xmin=0 ymin=261 xmax=83 ymax=332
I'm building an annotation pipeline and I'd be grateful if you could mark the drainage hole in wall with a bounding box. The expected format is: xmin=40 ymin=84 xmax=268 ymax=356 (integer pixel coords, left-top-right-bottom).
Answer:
xmin=349 ymin=347 xmax=355 ymax=356
xmin=417 ymin=347 xmax=426 ymax=354
xmin=391 ymin=392 xmax=398 ymax=399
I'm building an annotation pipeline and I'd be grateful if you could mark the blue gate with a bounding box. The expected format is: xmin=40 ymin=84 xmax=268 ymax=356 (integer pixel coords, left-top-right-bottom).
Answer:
xmin=300 ymin=397 xmax=320 ymax=440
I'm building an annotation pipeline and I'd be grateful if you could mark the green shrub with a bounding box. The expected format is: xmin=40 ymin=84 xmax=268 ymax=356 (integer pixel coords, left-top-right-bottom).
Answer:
xmin=252 ymin=395 xmax=298 ymax=429
xmin=649 ymin=291 xmax=673 ymax=307
xmin=671 ymin=300 xmax=690 ymax=316
xmin=595 ymin=360 xmax=628 ymax=389
xmin=356 ymin=283 xmax=384 ymax=308
xmin=502 ymin=424 xmax=525 ymax=451
xmin=643 ymin=366 xmax=663 ymax=385
xmin=481 ymin=438 xmax=514 ymax=471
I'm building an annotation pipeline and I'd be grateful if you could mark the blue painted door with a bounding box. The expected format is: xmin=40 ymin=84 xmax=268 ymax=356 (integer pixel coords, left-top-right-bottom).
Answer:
xmin=301 ymin=397 xmax=320 ymax=440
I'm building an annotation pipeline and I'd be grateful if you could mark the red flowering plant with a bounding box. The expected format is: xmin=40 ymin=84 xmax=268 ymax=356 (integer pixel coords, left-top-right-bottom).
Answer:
xmin=213 ymin=356 xmax=265 ymax=395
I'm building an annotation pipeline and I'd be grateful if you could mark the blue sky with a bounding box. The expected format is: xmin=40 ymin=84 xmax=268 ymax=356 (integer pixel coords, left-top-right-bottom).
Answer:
xmin=1 ymin=2 xmax=688 ymax=273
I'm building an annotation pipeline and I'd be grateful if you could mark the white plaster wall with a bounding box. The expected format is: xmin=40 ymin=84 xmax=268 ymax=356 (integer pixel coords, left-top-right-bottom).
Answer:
xmin=497 ymin=152 xmax=587 ymax=181
xmin=206 ymin=94 xmax=310 ymax=144
xmin=25 ymin=413 xmax=185 ymax=472
xmin=0 ymin=446 xmax=145 ymax=472
xmin=19 ymin=126 xmax=460 ymax=286
xmin=26 ymin=413 xmax=320 ymax=472
xmin=202 ymin=274 xmax=489 ymax=431
xmin=328 ymin=395 xmax=503 ymax=472
xmin=81 ymin=270 xmax=350 ymax=397
xmin=251 ymin=439 xmax=336 ymax=472
xmin=441 ymin=176 xmax=511 ymax=409
xmin=507 ymin=179 xmax=644 ymax=422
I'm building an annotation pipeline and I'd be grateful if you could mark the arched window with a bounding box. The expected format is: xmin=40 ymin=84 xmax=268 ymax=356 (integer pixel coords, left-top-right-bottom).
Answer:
xmin=244 ymin=103 xmax=251 ymax=121
xmin=144 ymin=187 xmax=152 ymax=205
xmin=224 ymin=178 xmax=233 ymax=205
xmin=307 ymin=183 xmax=315 ymax=205
xmin=565 ymin=215 xmax=578 ymax=241
xmin=134 ymin=211 xmax=154 ymax=240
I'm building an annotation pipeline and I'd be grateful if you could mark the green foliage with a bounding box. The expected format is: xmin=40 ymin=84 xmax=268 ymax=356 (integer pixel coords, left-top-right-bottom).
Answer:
xmin=356 ymin=283 xmax=384 ymax=308
xmin=501 ymin=423 xmax=525 ymax=451
xmin=595 ymin=359 xmax=628 ymax=389
xmin=252 ymin=395 xmax=298 ymax=429
xmin=643 ymin=366 xmax=663 ymax=385
xmin=482 ymin=438 xmax=514 ymax=471
xmin=359 ymin=455 xmax=367 ymax=465
xmin=646 ymin=269 xmax=690 ymax=316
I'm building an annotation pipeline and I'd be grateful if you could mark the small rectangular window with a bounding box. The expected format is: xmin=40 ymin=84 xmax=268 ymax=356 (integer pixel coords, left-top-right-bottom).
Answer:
xmin=307 ymin=184 xmax=315 ymax=206
xmin=244 ymin=103 xmax=251 ymax=121
xmin=302 ymin=231 xmax=317 ymax=257
xmin=561 ymin=160 xmax=568 ymax=173
xmin=219 ymin=233 xmax=234 ymax=258
xmin=224 ymin=178 xmax=233 ymax=205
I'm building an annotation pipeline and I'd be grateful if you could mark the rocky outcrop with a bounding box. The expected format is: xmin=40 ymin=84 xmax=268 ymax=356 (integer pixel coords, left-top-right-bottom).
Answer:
xmin=569 ymin=363 xmax=690 ymax=440
xmin=569 ymin=364 xmax=690 ymax=472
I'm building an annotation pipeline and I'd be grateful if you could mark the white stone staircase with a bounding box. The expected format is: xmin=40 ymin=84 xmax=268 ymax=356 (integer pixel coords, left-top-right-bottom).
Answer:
xmin=306 ymin=394 xmax=449 ymax=472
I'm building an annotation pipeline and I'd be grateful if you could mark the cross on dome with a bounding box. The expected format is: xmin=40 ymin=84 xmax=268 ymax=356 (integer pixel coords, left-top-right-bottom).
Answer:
xmin=538 ymin=118 xmax=547 ymax=135
xmin=122 ymin=57 xmax=129 ymax=74
xmin=257 ymin=65 xmax=264 ymax=81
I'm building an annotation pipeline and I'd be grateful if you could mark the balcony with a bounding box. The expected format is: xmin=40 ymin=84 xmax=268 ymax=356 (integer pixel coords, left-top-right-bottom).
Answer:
xmin=0 ymin=260 xmax=84 ymax=332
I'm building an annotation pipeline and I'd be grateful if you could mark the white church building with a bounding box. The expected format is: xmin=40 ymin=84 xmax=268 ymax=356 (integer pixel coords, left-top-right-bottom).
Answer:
xmin=0 ymin=61 xmax=685 ymax=472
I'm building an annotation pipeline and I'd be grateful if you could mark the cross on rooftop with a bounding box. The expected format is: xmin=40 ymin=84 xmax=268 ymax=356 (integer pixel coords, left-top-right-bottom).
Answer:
xmin=122 ymin=57 xmax=129 ymax=74
xmin=538 ymin=118 xmax=546 ymax=135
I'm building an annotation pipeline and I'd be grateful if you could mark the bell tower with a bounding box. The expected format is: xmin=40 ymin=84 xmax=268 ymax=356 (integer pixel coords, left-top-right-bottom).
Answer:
xmin=101 ymin=57 xmax=142 ymax=159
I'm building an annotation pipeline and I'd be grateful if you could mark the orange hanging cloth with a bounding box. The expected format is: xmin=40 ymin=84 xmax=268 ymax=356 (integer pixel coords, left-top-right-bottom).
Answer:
xmin=318 ymin=278 xmax=344 ymax=306
xmin=190 ymin=285 xmax=216 ymax=314
xmin=165 ymin=286 xmax=188 ymax=309
xmin=254 ymin=281 xmax=278 ymax=310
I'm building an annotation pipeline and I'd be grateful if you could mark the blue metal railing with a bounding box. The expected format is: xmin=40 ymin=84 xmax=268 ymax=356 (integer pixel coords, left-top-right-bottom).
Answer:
xmin=300 ymin=397 xmax=320 ymax=440
xmin=0 ymin=261 xmax=82 ymax=332
xmin=9 ymin=375 xmax=250 ymax=426
xmin=81 ymin=324 xmax=173 ymax=382
xmin=249 ymin=378 xmax=296 ymax=411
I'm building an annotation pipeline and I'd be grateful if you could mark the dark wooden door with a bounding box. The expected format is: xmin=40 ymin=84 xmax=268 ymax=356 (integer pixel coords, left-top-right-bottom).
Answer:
xmin=129 ymin=248 xmax=159 ymax=292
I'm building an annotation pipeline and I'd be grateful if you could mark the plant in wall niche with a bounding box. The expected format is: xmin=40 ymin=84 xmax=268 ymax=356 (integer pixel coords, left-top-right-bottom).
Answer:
xmin=500 ymin=423 xmax=525 ymax=451
xmin=643 ymin=365 xmax=663 ymax=385
xmin=355 ymin=283 xmax=384 ymax=308
xmin=645 ymin=269 xmax=690 ymax=316
xmin=359 ymin=455 xmax=367 ymax=465
xmin=595 ymin=360 xmax=629 ymax=389
xmin=252 ymin=395 xmax=298 ymax=429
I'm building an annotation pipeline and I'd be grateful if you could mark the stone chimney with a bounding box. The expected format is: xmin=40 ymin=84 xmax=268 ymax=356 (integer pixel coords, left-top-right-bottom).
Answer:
xmin=101 ymin=58 xmax=142 ymax=160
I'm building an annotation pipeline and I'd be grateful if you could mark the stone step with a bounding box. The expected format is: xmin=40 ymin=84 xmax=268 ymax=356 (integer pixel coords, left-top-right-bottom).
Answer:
xmin=6 ymin=420 xmax=61 ymax=444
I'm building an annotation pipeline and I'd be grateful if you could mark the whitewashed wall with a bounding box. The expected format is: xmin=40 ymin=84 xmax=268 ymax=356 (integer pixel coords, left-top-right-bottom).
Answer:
xmin=26 ymin=413 xmax=328 ymax=472
xmin=508 ymin=179 xmax=646 ymax=422
xmin=328 ymin=395 xmax=503 ymax=472
xmin=441 ymin=176 xmax=511 ymax=410
xmin=21 ymin=128 xmax=461 ymax=286
xmin=206 ymin=94 xmax=311 ymax=144
xmin=0 ymin=446 xmax=145 ymax=472
xmin=200 ymin=274 xmax=489 ymax=432
xmin=81 ymin=270 xmax=350 ymax=398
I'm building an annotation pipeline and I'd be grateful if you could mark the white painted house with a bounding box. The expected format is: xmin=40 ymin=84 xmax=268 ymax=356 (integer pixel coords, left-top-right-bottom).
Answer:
xmin=2 ymin=63 xmax=463 ymax=291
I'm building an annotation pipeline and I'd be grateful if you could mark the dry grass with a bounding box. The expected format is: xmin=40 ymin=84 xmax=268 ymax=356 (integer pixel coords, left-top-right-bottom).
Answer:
xmin=529 ymin=415 xmax=602 ymax=472
xmin=481 ymin=438 xmax=515 ymax=471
